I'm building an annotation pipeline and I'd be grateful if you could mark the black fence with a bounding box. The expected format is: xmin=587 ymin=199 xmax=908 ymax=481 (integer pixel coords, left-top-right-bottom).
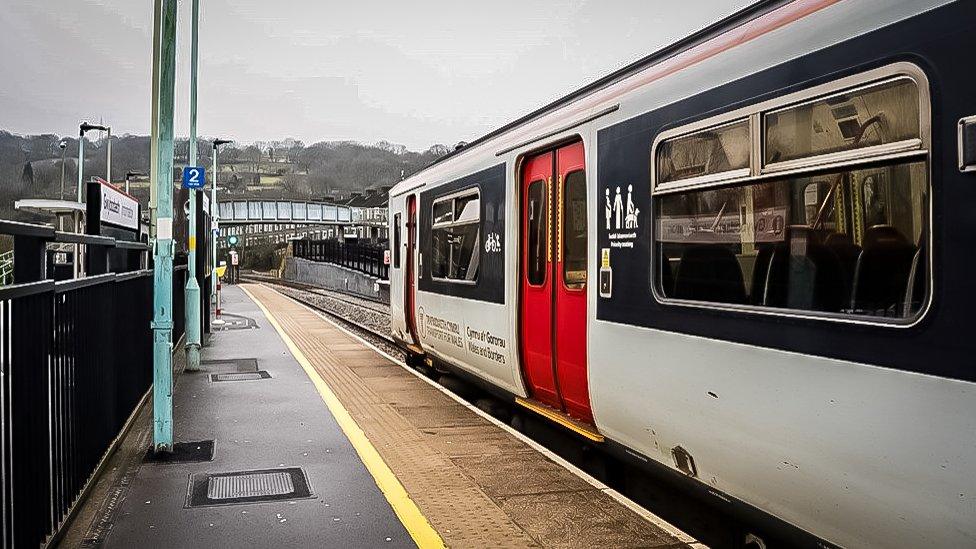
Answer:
xmin=0 ymin=220 xmax=189 ymax=549
xmin=293 ymin=239 xmax=389 ymax=279
xmin=173 ymin=263 xmax=187 ymax=342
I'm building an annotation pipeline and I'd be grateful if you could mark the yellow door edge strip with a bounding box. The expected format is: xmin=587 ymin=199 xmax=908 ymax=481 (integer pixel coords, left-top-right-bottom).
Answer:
xmin=515 ymin=397 xmax=605 ymax=443
xmin=240 ymin=285 xmax=445 ymax=549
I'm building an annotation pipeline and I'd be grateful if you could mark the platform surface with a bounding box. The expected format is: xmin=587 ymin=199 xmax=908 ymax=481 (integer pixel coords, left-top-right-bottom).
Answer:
xmin=64 ymin=283 xmax=696 ymax=548
xmin=86 ymin=284 xmax=412 ymax=548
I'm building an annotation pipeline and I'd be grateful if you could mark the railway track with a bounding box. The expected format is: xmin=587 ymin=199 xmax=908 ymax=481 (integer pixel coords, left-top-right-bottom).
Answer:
xmin=243 ymin=272 xmax=390 ymax=313
xmin=241 ymin=275 xmax=398 ymax=353
xmin=241 ymin=276 xmax=765 ymax=548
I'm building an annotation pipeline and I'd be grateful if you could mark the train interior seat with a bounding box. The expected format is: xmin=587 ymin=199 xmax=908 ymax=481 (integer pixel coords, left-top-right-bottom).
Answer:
xmin=901 ymin=247 xmax=926 ymax=317
xmin=662 ymin=227 xmax=922 ymax=318
xmin=752 ymin=226 xmax=846 ymax=312
xmin=749 ymin=245 xmax=775 ymax=305
xmin=823 ymin=232 xmax=862 ymax=304
xmin=673 ymin=244 xmax=747 ymax=304
xmin=659 ymin=252 xmax=675 ymax=297
xmin=850 ymin=225 xmax=917 ymax=316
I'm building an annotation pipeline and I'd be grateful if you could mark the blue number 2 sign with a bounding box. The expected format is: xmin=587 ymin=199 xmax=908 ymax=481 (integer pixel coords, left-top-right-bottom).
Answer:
xmin=182 ymin=166 xmax=206 ymax=189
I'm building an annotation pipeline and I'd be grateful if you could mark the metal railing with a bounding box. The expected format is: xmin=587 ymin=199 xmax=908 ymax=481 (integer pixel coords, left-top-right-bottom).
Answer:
xmin=292 ymin=239 xmax=389 ymax=279
xmin=0 ymin=220 xmax=187 ymax=549
xmin=0 ymin=271 xmax=180 ymax=548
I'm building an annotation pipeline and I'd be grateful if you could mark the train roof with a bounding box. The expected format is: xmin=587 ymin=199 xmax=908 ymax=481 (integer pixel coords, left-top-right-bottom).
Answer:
xmin=393 ymin=0 xmax=794 ymax=192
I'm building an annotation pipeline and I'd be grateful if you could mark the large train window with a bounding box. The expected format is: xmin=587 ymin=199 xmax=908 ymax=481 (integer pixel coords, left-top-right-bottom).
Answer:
xmin=430 ymin=189 xmax=481 ymax=282
xmin=652 ymin=64 xmax=930 ymax=324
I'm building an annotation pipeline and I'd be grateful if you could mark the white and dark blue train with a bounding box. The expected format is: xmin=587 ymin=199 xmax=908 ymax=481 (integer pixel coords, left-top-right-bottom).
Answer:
xmin=386 ymin=1 xmax=976 ymax=546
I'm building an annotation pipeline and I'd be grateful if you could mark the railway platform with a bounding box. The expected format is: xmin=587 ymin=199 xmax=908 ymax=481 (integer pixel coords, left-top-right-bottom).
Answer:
xmin=60 ymin=283 xmax=699 ymax=548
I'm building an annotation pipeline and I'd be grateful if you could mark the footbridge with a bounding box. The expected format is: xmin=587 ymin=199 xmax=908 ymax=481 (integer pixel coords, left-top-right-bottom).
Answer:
xmin=217 ymin=198 xmax=352 ymax=226
xmin=215 ymin=198 xmax=356 ymax=250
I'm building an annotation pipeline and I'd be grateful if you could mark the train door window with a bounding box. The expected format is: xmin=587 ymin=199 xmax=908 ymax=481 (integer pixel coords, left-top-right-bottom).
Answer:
xmin=652 ymin=65 xmax=930 ymax=324
xmin=393 ymin=213 xmax=401 ymax=268
xmin=562 ymin=171 xmax=587 ymax=288
xmin=526 ymin=179 xmax=547 ymax=286
xmin=431 ymin=189 xmax=481 ymax=282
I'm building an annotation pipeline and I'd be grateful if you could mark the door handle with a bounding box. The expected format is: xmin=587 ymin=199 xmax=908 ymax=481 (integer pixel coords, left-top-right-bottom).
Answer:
xmin=557 ymin=174 xmax=563 ymax=264
xmin=546 ymin=176 xmax=553 ymax=264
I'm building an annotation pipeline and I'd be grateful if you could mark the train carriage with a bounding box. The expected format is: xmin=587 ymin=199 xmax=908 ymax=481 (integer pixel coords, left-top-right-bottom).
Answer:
xmin=388 ymin=0 xmax=976 ymax=546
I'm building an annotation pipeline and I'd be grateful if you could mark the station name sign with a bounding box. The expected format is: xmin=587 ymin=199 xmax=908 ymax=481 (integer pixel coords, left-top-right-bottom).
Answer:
xmin=98 ymin=181 xmax=139 ymax=231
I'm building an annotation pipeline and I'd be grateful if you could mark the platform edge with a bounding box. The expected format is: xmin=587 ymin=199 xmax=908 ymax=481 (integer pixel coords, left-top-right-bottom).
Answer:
xmin=241 ymin=284 xmax=445 ymax=549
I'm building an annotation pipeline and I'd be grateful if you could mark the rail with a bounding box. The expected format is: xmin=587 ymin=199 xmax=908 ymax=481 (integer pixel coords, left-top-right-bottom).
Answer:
xmin=293 ymin=239 xmax=389 ymax=279
xmin=0 ymin=220 xmax=187 ymax=549
xmin=0 ymin=268 xmax=190 ymax=549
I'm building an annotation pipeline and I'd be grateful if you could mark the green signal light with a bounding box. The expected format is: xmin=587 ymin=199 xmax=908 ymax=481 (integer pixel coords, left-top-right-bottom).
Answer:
xmin=228 ymin=235 xmax=239 ymax=246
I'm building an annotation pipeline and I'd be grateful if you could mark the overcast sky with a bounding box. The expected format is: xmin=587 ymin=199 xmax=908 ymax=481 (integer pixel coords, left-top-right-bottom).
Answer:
xmin=0 ymin=0 xmax=751 ymax=150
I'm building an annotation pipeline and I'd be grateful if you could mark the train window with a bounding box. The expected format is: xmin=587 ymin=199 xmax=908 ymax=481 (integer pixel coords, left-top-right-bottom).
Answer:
xmin=656 ymin=160 xmax=927 ymax=317
xmin=526 ymin=179 xmax=547 ymax=286
xmin=393 ymin=213 xmax=401 ymax=268
xmin=431 ymin=190 xmax=480 ymax=282
xmin=454 ymin=194 xmax=479 ymax=223
xmin=433 ymin=200 xmax=453 ymax=225
xmin=562 ymin=171 xmax=587 ymax=288
xmin=765 ymin=77 xmax=920 ymax=167
xmin=656 ymin=119 xmax=750 ymax=186
xmin=652 ymin=65 xmax=930 ymax=324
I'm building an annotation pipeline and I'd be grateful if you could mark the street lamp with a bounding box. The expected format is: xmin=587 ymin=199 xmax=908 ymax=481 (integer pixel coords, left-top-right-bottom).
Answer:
xmin=211 ymin=138 xmax=232 ymax=300
xmin=105 ymin=126 xmax=112 ymax=184
xmin=185 ymin=0 xmax=202 ymax=372
xmin=59 ymin=140 xmax=68 ymax=200
xmin=125 ymin=171 xmax=146 ymax=195
xmin=74 ymin=122 xmax=107 ymax=277
xmin=77 ymin=122 xmax=107 ymax=203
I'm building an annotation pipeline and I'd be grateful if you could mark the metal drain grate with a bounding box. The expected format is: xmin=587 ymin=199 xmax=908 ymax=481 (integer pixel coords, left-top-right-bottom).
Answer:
xmin=207 ymin=471 xmax=294 ymax=500
xmin=187 ymin=467 xmax=312 ymax=507
xmin=210 ymin=371 xmax=271 ymax=382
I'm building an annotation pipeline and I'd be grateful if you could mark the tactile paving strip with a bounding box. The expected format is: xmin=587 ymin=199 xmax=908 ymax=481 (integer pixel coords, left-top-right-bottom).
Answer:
xmin=245 ymin=284 xmax=691 ymax=548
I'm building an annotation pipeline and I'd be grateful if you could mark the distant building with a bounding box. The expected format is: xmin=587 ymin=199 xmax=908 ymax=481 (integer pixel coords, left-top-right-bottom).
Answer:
xmin=338 ymin=185 xmax=390 ymax=242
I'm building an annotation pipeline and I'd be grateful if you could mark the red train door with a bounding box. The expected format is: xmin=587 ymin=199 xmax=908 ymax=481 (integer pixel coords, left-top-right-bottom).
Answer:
xmin=520 ymin=152 xmax=559 ymax=408
xmin=554 ymin=142 xmax=591 ymax=422
xmin=519 ymin=142 xmax=592 ymax=423
xmin=405 ymin=195 xmax=420 ymax=346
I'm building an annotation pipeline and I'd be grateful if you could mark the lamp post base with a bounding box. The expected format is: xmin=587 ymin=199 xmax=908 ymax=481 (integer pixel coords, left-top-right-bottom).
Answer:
xmin=185 ymin=280 xmax=202 ymax=371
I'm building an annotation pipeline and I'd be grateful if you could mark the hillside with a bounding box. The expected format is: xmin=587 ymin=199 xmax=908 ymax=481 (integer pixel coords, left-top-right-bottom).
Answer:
xmin=0 ymin=130 xmax=450 ymax=221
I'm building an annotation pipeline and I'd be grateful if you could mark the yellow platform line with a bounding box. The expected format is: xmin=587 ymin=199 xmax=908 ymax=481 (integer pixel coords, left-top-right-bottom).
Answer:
xmin=241 ymin=285 xmax=445 ymax=549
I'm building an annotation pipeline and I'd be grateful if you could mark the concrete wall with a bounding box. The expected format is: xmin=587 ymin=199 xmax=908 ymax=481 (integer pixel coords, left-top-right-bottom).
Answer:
xmin=283 ymin=257 xmax=389 ymax=303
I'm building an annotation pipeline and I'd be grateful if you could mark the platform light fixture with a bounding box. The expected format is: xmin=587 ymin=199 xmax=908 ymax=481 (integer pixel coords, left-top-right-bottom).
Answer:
xmin=211 ymin=138 xmax=233 ymax=300
xmin=77 ymin=122 xmax=107 ymax=203
xmin=125 ymin=171 xmax=147 ymax=195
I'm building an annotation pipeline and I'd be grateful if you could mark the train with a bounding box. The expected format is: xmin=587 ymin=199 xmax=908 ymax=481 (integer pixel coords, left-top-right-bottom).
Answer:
xmin=385 ymin=0 xmax=976 ymax=546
